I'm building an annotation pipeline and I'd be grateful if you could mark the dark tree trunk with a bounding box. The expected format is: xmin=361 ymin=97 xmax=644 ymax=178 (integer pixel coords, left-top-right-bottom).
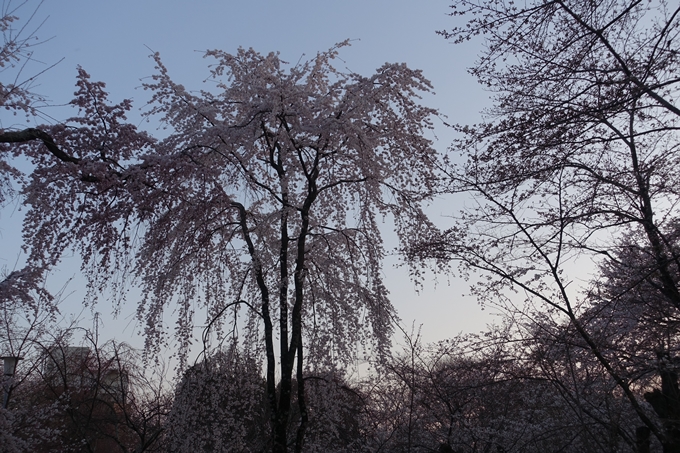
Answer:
xmin=636 ymin=426 xmax=651 ymax=453
xmin=645 ymin=367 xmax=680 ymax=453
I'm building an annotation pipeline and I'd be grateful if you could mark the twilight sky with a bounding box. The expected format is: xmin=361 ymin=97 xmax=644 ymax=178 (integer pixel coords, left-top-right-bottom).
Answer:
xmin=0 ymin=0 xmax=500 ymax=351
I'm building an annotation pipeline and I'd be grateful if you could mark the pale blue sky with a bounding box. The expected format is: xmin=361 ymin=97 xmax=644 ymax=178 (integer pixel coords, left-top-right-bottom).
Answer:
xmin=1 ymin=0 xmax=498 ymax=351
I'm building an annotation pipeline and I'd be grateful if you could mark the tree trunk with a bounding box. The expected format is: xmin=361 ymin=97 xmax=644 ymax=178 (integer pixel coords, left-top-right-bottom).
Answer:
xmin=636 ymin=426 xmax=651 ymax=453
xmin=644 ymin=367 xmax=680 ymax=453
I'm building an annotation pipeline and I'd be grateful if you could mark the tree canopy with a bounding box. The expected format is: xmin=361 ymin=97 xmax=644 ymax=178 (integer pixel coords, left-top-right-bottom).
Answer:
xmin=4 ymin=41 xmax=440 ymax=452
xmin=413 ymin=0 xmax=680 ymax=450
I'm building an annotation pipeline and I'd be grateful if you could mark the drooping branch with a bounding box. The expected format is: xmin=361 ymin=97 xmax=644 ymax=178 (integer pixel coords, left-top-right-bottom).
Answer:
xmin=0 ymin=128 xmax=80 ymax=164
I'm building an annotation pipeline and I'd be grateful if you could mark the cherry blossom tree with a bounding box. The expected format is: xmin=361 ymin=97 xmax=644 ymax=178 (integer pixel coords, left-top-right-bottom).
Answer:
xmin=0 ymin=290 xmax=66 ymax=453
xmin=0 ymin=1 xmax=57 ymax=311
xmin=363 ymin=326 xmax=642 ymax=453
xmin=582 ymin=230 xmax=680 ymax=451
xmin=2 ymin=299 xmax=171 ymax=453
xmin=167 ymin=347 xmax=268 ymax=453
xmin=7 ymin=43 xmax=439 ymax=452
xmin=290 ymin=370 xmax=365 ymax=452
xmin=168 ymin=348 xmax=367 ymax=453
xmin=413 ymin=0 xmax=680 ymax=450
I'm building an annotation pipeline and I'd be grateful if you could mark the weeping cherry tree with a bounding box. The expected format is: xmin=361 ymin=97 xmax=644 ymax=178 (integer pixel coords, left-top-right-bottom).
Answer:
xmin=9 ymin=44 xmax=439 ymax=452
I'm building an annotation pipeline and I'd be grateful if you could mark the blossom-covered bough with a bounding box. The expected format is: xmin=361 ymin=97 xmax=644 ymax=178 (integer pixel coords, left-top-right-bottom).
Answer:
xmin=4 ymin=43 xmax=440 ymax=452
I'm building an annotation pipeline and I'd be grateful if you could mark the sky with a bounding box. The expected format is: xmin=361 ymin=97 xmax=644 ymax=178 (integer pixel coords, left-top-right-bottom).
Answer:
xmin=0 ymin=0 xmax=500 ymax=355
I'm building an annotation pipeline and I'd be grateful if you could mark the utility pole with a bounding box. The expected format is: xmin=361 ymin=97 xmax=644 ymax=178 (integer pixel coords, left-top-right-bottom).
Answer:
xmin=2 ymin=356 xmax=21 ymax=409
